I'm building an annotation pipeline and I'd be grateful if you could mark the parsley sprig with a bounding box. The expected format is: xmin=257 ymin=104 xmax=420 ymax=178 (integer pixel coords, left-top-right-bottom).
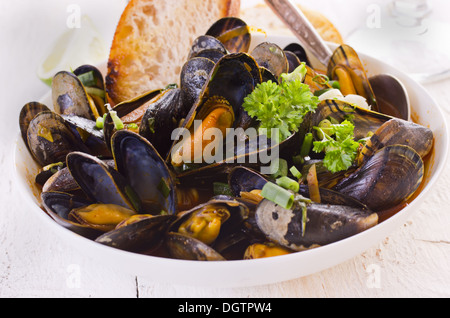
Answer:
xmin=312 ymin=120 xmax=360 ymax=173
xmin=242 ymin=64 xmax=319 ymax=143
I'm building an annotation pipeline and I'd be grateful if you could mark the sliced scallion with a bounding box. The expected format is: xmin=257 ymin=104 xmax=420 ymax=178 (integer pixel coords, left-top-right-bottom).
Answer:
xmin=276 ymin=176 xmax=300 ymax=193
xmin=110 ymin=110 xmax=124 ymax=130
xmin=271 ymin=158 xmax=288 ymax=178
xmin=261 ymin=182 xmax=294 ymax=210
xmin=290 ymin=166 xmax=302 ymax=180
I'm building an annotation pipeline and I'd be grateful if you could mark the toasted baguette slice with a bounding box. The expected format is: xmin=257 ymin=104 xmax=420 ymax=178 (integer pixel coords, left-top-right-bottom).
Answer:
xmin=241 ymin=3 xmax=343 ymax=44
xmin=106 ymin=0 xmax=241 ymax=105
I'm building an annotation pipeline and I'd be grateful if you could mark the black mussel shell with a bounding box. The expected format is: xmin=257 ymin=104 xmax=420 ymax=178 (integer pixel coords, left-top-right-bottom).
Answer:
xmin=52 ymin=71 xmax=95 ymax=120
xmin=358 ymin=118 xmax=434 ymax=165
xmin=179 ymin=57 xmax=216 ymax=116
xmin=284 ymin=43 xmax=311 ymax=67
xmin=334 ymin=145 xmax=424 ymax=212
xmin=112 ymin=130 xmax=177 ymax=215
xmin=41 ymin=191 xmax=101 ymax=239
xmin=66 ymin=151 xmax=142 ymax=213
xmin=256 ymin=198 xmax=378 ymax=251
xmin=188 ymin=35 xmax=228 ymax=59
xmin=139 ymin=88 xmax=185 ymax=159
xmin=95 ymin=215 xmax=176 ymax=253
xmin=251 ymin=42 xmax=289 ymax=80
xmin=19 ymin=102 xmax=50 ymax=150
xmin=27 ymin=111 xmax=88 ymax=166
xmin=206 ymin=17 xmax=251 ymax=53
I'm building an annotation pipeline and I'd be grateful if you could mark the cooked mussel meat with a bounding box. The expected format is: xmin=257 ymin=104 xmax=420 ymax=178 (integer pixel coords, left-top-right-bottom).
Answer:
xmin=327 ymin=45 xmax=378 ymax=110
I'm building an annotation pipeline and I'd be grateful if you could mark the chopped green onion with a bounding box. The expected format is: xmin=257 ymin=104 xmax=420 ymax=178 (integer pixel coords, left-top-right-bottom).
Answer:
xmin=314 ymin=88 xmax=333 ymax=97
xmin=127 ymin=123 xmax=139 ymax=130
xmin=77 ymin=71 xmax=96 ymax=87
xmin=276 ymin=176 xmax=300 ymax=193
xmin=85 ymin=87 xmax=106 ymax=99
xmin=43 ymin=162 xmax=64 ymax=172
xmin=271 ymin=158 xmax=288 ymax=178
xmin=110 ymin=110 xmax=124 ymax=130
xmin=329 ymin=80 xmax=341 ymax=90
xmin=290 ymin=166 xmax=302 ymax=180
xmin=157 ymin=178 xmax=171 ymax=198
xmin=213 ymin=182 xmax=234 ymax=196
xmin=300 ymin=133 xmax=314 ymax=158
xmin=261 ymin=182 xmax=294 ymax=210
xmin=299 ymin=201 xmax=308 ymax=237
xmin=96 ymin=116 xmax=104 ymax=129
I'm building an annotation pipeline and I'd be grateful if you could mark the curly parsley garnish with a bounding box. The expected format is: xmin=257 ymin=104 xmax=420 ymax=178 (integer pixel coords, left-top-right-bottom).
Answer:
xmin=313 ymin=120 xmax=360 ymax=173
xmin=242 ymin=64 xmax=319 ymax=143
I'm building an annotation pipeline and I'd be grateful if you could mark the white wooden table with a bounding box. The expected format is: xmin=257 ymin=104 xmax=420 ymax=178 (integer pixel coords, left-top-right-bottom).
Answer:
xmin=1 ymin=0 xmax=450 ymax=298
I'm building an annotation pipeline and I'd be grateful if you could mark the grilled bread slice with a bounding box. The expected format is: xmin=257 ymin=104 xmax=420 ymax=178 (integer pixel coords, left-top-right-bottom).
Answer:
xmin=106 ymin=0 xmax=241 ymax=105
xmin=241 ymin=3 xmax=344 ymax=44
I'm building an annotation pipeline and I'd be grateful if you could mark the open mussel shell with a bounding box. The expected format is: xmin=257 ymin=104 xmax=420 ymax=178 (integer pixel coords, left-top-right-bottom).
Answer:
xmin=112 ymin=130 xmax=177 ymax=215
xmin=284 ymin=43 xmax=311 ymax=67
xmin=95 ymin=214 xmax=177 ymax=253
xmin=169 ymin=53 xmax=262 ymax=169
xmin=327 ymin=45 xmax=378 ymax=110
xmin=309 ymin=99 xmax=393 ymax=140
xmin=52 ymin=71 xmax=97 ymax=120
xmin=43 ymin=159 xmax=115 ymax=193
xmin=334 ymin=145 xmax=424 ymax=212
xmin=188 ymin=35 xmax=228 ymax=59
xmin=228 ymin=166 xmax=268 ymax=197
xmin=73 ymin=64 xmax=107 ymax=114
xmin=103 ymin=88 xmax=162 ymax=150
xmin=41 ymin=191 xmax=102 ymax=240
xmin=206 ymin=17 xmax=251 ymax=53
xmin=255 ymin=197 xmax=378 ymax=251
xmin=357 ymin=118 xmax=434 ymax=165
xmin=62 ymin=114 xmax=111 ymax=157
xmin=66 ymin=151 xmax=142 ymax=213
xmin=19 ymin=102 xmax=50 ymax=149
xmin=179 ymin=57 xmax=216 ymax=114
xmin=166 ymin=232 xmax=226 ymax=261
xmin=251 ymin=42 xmax=289 ymax=80
xmin=193 ymin=49 xmax=226 ymax=64
xmin=166 ymin=197 xmax=249 ymax=261
xmin=139 ymin=88 xmax=185 ymax=158
xmin=27 ymin=111 xmax=88 ymax=166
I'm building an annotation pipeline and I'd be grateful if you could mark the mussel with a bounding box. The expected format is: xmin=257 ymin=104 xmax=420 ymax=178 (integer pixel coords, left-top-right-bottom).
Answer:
xmin=255 ymin=192 xmax=378 ymax=251
xmin=334 ymin=145 xmax=424 ymax=212
xmin=205 ymin=17 xmax=251 ymax=53
xmin=111 ymin=130 xmax=177 ymax=215
xmin=165 ymin=197 xmax=249 ymax=261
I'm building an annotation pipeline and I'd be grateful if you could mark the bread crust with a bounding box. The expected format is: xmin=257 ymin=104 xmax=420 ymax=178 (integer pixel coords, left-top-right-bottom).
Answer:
xmin=106 ymin=0 xmax=241 ymax=105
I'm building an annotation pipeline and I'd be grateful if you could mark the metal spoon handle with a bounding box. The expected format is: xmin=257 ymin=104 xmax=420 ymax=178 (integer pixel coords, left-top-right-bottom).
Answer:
xmin=264 ymin=0 xmax=332 ymax=66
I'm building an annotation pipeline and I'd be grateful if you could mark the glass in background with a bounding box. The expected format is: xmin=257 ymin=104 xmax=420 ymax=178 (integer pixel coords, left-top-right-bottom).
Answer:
xmin=346 ymin=0 xmax=450 ymax=83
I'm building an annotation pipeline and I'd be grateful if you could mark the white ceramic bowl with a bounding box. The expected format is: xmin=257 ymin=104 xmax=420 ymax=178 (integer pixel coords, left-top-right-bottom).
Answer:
xmin=13 ymin=34 xmax=449 ymax=288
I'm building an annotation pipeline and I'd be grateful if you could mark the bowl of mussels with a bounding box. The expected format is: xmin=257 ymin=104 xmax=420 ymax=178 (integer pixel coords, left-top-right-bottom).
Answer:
xmin=14 ymin=17 xmax=449 ymax=288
